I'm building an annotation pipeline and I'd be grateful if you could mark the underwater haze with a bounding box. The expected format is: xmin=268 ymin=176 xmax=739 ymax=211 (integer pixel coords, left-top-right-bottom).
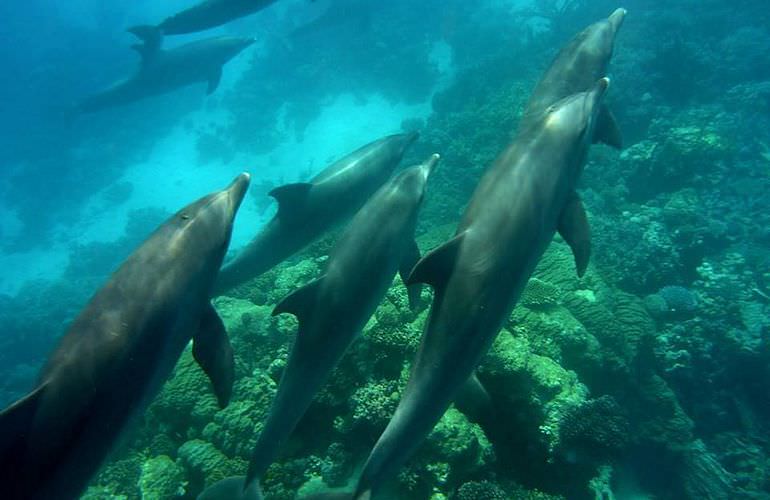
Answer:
xmin=1 ymin=0 xmax=769 ymax=498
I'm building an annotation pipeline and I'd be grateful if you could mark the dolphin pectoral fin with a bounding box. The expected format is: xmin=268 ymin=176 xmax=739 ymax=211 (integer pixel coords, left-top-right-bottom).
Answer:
xmin=193 ymin=303 xmax=235 ymax=408
xmin=558 ymin=193 xmax=591 ymax=277
xmin=207 ymin=68 xmax=223 ymax=95
xmin=454 ymin=371 xmax=495 ymax=426
xmin=406 ymin=232 xmax=465 ymax=293
xmin=593 ymin=105 xmax=623 ymax=149
xmin=399 ymin=240 xmax=422 ymax=310
xmin=0 ymin=382 xmax=47 ymax=466
xmin=269 ymin=183 xmax=313 ymax=223
xmin=272 ymin=277 xmax=323 ymax=324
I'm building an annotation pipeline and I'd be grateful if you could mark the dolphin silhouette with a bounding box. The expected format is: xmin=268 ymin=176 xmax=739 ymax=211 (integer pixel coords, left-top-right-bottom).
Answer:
xmin=153 ymin=0 xmax=279 ymax=35
xmin=522 ymin=7 xmax=626 ymax=147
xmin=213 ymin=132 xmax=419 ymax=294
xmin=239 ymin=154 xmax=439 ymax=491
xmin=354 ymin=79 xmax=613 ymax=499
xmin=79 ymin=27 xmax=254 ymax=112
xmin=0 ymin=174 xmax=250 ymax=499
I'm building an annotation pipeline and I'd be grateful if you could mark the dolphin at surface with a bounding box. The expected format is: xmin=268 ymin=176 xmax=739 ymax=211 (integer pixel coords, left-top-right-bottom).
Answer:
xmin=353 ymin=79 xmax=613 ymax=499
xmin=79 ymin=27 xmax=254 ymax=112
xmin=521 ymin=7 xmax=626 ymax=147
xmin=213 ymin=132 xmax=419 ymax=294
xmin=152 ymin=0 xmax=280 ymax=35
xmin=0 ymin=174 xmax=250 ymax=500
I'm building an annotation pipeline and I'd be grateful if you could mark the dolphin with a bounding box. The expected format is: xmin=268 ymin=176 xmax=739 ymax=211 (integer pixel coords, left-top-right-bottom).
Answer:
xmin=353 ymin=79 xmax=612 ymax=499
xmin=198 ymin=475 xmax=353 ymax=500
xmin=0 ymin=174 xmax=250 ymax=500
xmin=213 ymin=132 xmax=419 ymax=294
xmin=150 ymin=0 xmax=279 ymax=36
xmin=79 ymin=27 xmax=254 ymax=112
xmin=521 ymin=8 xmax=626 ymax=147
xmin=240 ymin=154 xmax=439 ymax=491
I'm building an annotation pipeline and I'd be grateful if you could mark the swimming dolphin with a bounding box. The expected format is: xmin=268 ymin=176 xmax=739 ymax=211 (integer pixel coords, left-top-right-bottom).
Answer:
xmin=198 ymin=475 xmax=352 ymax=500
xmin=0 ymin=174 xmax=250 ymax=499
xmin=353 ymin=79 xmax=612 ymax=499
xmin=79 ymin=27 xmax=254 ymax=112
xmin=213 ymin=132 xmax=419 ymax=294
xmin=241 ymin=154 xmax=439 ymax=490
xmin=152 ymin=0 xmax=279 ymax=35
xmin=521 ymin=7 xmax=626 ymax=147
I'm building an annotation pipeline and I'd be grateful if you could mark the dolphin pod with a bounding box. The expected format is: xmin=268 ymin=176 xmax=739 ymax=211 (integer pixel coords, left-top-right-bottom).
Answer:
xmin=213 ymin=132 xmax=419 ymax=294
xmin=0 ymin=174 xmax=250 ymax=499
xmin=152 ymin=0 xmax=279 ymax=36
xmin=354 ymin=80 xmax=612 ymax=499
xmin=351 ymin=10 xmax=626 ymax=499
xmin=199 ymin=154 xmax=440 ymax=498
xmin=79 ymin=27 xmax=254 ymax=112
xmin=521 ymin=8 xmax=626 ymax=148
xmin=5 ymin=5 xmax=634 ymax=500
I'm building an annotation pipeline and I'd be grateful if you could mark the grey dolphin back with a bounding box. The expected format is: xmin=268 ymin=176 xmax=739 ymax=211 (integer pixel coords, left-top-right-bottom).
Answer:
xmin=213 ymin=132 xmax=418 ymax=294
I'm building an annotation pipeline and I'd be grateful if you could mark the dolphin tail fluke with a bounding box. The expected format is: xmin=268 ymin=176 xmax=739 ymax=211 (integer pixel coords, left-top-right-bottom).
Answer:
xmin=399 ymin=240 xmax=422 ymax=310
xmin=193 ymin=303 xmax=235 ymax=408
xmin=127 ymin=25 xmax=163 ymax=61
xmin=406 ymin=231 xmax=466 ymax=294
xmin=593 ymin=105 xmax=623 ymax=149
xmin=558 ymin=192 xmax=591 ymax=277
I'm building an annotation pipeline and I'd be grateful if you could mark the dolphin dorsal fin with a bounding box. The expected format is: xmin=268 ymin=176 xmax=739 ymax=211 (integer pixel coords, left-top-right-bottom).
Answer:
xmin=272 ymin=277 xmax=323 ymax=324
xmin=127 ymin=25 xmax=163 ymax=63
xmin=406 ymin=231 xmax=466 ymax=294
xmin=207 ymin=68 xmax=223 ymax=95
xmin=193 ymin=303 xmax=235 ymax=408
xmin=558 ymin=192 xmax=591 ymax=277
xmin=269 ymin=182 xmax=313 ymax=223
xmin=0 ymin=382 xmax=47 ymax=469
xmin=593 ymin=104 xmax=623 ymax=150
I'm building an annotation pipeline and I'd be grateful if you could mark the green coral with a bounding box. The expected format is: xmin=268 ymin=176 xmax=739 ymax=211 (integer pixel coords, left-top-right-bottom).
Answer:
xmin=396 ymin=408 xmax=494 ymax=498
xmin=453 ymin=480 xmax=507 ymax=500
xmin=148 ymin=351 xmax=218 ymax=439
xmin=89 ymin=452 xmax=143 ymax=499
xmin=177 ymin=439 xmax=244 ymax=490
xmin=138 ymin=455 xmax=186 ymax=499
xmin=521 ymin=278 xmax=562 ymax=309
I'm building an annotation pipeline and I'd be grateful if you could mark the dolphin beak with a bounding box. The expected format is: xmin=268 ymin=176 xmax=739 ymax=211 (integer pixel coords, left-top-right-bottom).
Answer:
xmin=608 ymin=8 xmax=626 ymax=32
xmin=589 ymin=77 xmax=610 ymax=107
xmin=423 ymin=153 xmax=441 ymax=177
xmin=225 ymin=173 xmax=251 ymax=213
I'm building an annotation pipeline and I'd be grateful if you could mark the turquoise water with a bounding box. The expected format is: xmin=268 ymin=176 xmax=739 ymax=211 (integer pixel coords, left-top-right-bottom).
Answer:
xmin=1 ymin=0 xmax=768 ymax=498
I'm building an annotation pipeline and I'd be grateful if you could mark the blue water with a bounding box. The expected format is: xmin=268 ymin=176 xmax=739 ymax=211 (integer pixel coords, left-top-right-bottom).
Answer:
xmin=1 ymin=0 xmax=769 ymax=498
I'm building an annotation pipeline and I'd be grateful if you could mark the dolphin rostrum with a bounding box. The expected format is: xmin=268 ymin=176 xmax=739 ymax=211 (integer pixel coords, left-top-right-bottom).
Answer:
xmin=152 ymin=0 xmax=279 ymax=36
xmin=0 ymin=174 xmax=250 ymax=499
xmin=522 ymin=7 xmax=626 ymax=147
xmin=213 ymin=132 xmax=419 ymax=294
xmin=79 ymin=27 xmax=254 ymax=112
xmin=353 ymin=79 xmax=613 ymax=499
